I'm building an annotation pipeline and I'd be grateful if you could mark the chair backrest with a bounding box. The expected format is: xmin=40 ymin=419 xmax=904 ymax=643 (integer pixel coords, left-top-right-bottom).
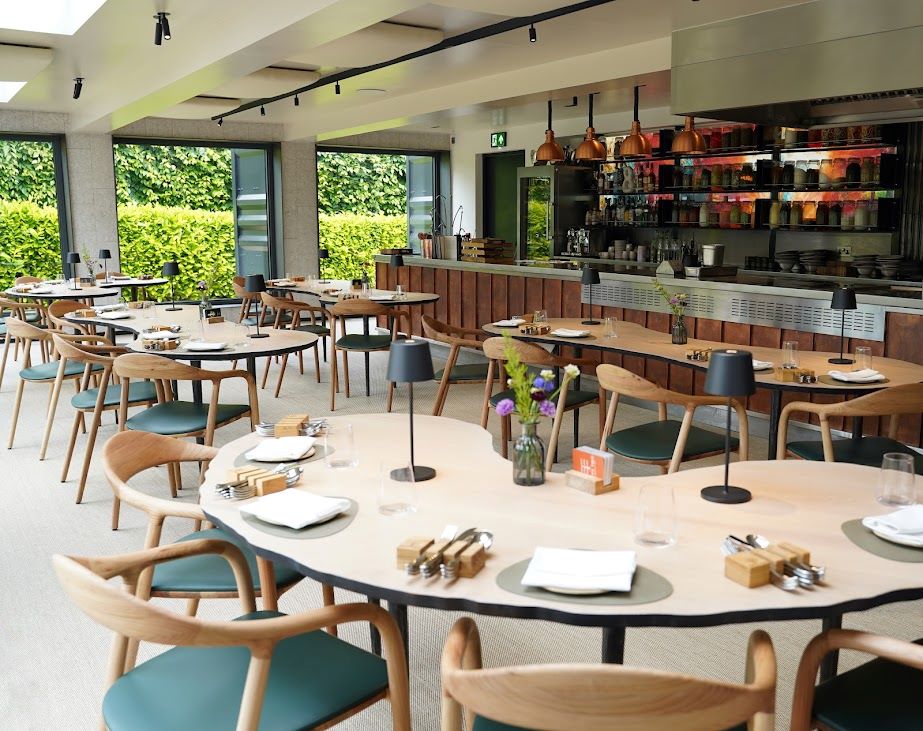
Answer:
xmin=482 ymin=336 xmax=555 ymax=367
xmin=46 ymin=299 xmax=86 ymax=330
xmin=232 ymin=278 xmax=259 ymax=300
xmin=5 ymin=316 xmax=49 ymax=341
xmin=260 ymin=291 xmax=290 ymax=311
xmin=442 ymin=618 xmax=775 ymax=731
xmin=14 ymin=275 xmax=42 ymax=284
xmin=112 ymin=351 xmax=212 ymax=383
xmin=330 ymin=299 xmax=391 ymax=318
xmin=51 ymin=333 xmax=119 ymax=368
xmin=95 ymin=271 xmax=124 ymax=279
xmin=0 ymin=298 xmax=28 ymax=317
xmin=813 ymin=383 xmax=923 ymax=418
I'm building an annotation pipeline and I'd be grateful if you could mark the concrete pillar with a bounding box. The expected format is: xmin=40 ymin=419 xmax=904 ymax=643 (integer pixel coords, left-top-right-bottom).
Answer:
xmin=280 ymin=138 xmax=318 ymax=276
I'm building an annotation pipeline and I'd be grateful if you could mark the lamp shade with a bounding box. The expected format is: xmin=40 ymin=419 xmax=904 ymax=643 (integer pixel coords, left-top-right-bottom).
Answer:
xmin=390 ymin=254 xmax=405 ymax=267
xmin=581 ymin=265 xmax=600 ymax=286
xmin=66 ymin=252 xmax=81 ymax=265
xmin=671 ymin=116 xmax=708 ymax=155
xmin=98 ymin=249 xmax=112 ymax=260
xmin=161 ymin=260 xmax=179 ymax=277
xmin=620 ymin=85 xmax=652 ymax=157
xmin=830 ymin=286 xmax=857 ymax=310
xmin=704 ymin=349 xmax=756 ymax=397
xmin=244 ymin=274 xmax=266 ymax=293
xmin=318 ymin=248 xmax=329 ymax=260
xmin=387 ymin=339 xmax=434 ymax=383
xmin=535 ymin=99 xmax=565 ymax=164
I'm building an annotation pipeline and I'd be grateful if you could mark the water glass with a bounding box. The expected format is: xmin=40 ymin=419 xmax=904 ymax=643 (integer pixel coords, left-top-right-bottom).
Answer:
xmin=395 ymin=284 xmax=404 ymax=299
xmin=603 ymin=316 xmax=618 ymax=339
xmin=533 ymin=309 xmax=548 ymax=324
xmin=634 ymin=482 xmax=677 ymax=547
xmin=325 ymin=423 xmax=359 ymax=469
xmin=854 ymin=346 xmax=872 ymax=371
xmin=231 ymin=323 xmax=249 ymax=347
xmin=378 ymin=461 xmax=417 ymax=516
xmin=781 ymin=340 xmax=799 ymax=368
xmin=877 ymin=453 xmax=916 ymax=506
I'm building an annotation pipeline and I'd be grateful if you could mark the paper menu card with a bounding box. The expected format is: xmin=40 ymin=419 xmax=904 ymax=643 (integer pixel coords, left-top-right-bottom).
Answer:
xmin=572 ymin=446 xmax=614 ymax=484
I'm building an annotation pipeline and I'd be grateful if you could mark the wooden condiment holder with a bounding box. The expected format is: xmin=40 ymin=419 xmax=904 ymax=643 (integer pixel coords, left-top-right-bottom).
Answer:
xmin=396 ymin=536 xmax=486 ymax=578
xmin=774 ymin=367 xmax=816 ymax=383
xmin=725 ymin=541 xmax=812 ymax=588
xmin=519 ymin=323 xmax=551 ymax=335
xmin=565 ymin=469 xmax=619 ymax=495
xmin=205 ymin=315 xmax=224 ymax=324
xmin=275 ymin=413 xmax=309 ymax=437
xmin=225 ymin=466 xmax=288 ymax=496
xmin=141 ymin=337 xmax=179 ymax=351
xmin=291 ymin=276 xmax=305 ymax=282
xmin=685 ymin=348 xmax=711 ymax=362
xmin=75 ymin=308 xmax=96 ymax=318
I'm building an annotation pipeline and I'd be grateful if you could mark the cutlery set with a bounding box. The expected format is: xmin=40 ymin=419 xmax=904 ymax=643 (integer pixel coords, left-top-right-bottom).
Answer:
xmin=256 ymin=419 xmax=327 ymax=438
xmin=722 ymin=534 xmax=826 ymax=591
xmin=404 ymin=526 xmax=494 ymax=580
xmin=215 ymin=464 xmax=302 ymax=499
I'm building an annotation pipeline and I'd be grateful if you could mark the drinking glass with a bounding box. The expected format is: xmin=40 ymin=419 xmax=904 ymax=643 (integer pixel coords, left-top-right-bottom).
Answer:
xmin=533 ymin=309 xmax=548 ymax=324
xmin=603 ymin=316 xmax=618 ymax=339
xmin=634 ymin=482 xmax=677 ymax=547
xmin=781 ymin=341 xmax=799 ymax=369
xmin=325 ymin=423 xmax=359 ymax=469
xmin=285 ymin=271 xmax=293 ymax=280
xmin=854 ymin=346 xmax=872 ymax=371
xmin=378 ymin=461 xmax=417 ymax=516
xmin=395 ymin=284 xmax=404 ymax=299
xmin=876 ymin=453 xmax=916 ymax=506
xmin=231 ymin=323 xmax=249 ymax=348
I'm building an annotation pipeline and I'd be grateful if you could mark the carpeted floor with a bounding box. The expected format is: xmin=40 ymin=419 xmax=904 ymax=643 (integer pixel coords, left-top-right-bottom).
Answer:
xmin=0 ymin=320 xmax=919 ymax=730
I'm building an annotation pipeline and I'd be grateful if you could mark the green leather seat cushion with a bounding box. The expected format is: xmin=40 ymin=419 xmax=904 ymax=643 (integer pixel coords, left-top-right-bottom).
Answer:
xmin=787 ymin=436 xmax=923 ymax=474
xmin=435 ymin=362 xmax=490 ymax=382
xmin=473 ymin=715 xmax=746 ymax=730
xmin=295 ymin=323 xmax=330 ymax=336
xmin=102 ymin=609 xmax=389 ymax=731
xmin=812 ymin=638 xmax=923 ymax=730
xmin=71 ymin=380 xmax=157 ymax=409
xmin=489 ymin=388 xmax=597 ymax=409
xmin=606 ymin=420 xmax=736 ymax=462
xmin=336 ymin=334 xmax=393 ymax=351
xmin=125 ymin=401 xmax=249 ymax=435
xmin=20 ymin=360 xmax=103 ymax=381
xmin=151 ymin=528 xmax=301 ymax=593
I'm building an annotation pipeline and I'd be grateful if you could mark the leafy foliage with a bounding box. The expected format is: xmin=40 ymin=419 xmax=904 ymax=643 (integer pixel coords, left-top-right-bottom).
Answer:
xmin=0 ymin=140 xmax=58 ymax=207
xmin=318 ymin=213 xmax=406 ymax=284
xmin=0 ymin=200 xmax=62 ymax=288
xmin=317 ymin=152 xmax=407 ymax=215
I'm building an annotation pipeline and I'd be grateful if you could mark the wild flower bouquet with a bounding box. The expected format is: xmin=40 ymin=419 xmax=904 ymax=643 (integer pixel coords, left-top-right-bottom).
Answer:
xmin=493 ymin=335 xmax=579 ymax=424
xmin=652 ymin=277 xmax=688 ymax=316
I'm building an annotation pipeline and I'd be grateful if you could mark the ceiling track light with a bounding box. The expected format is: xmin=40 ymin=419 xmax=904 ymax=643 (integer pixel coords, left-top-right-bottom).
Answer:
xmin=72 ymin=77 xmax=83 ymax=100
xmin=154 ymin=12 xmax=171 ymax=45
xmin=335 ymin=81 xmax=341 ymax=95
xmin=294 ymin=94 xmax=299 ymax=107
xmin=260 ymin=105 xmax=266 ymax=116
xmin=217 ymin=118 xmax=223 ymax=126
xmin=529 ymin=23 xmax=537 ymax=42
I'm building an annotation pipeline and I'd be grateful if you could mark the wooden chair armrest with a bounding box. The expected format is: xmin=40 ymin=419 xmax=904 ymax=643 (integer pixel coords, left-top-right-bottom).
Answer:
xmin=54 ymin=332 xmax=113 ymax=346
xmin=548 ymin=355 xmax=596 ymax=370
xmin=441 ymin=322 xmax=487 ymax=340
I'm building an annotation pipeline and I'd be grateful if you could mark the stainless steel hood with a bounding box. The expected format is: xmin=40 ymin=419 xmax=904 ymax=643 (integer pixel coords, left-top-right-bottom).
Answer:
xmin=671 ymin=0 xmax=923 ymax=127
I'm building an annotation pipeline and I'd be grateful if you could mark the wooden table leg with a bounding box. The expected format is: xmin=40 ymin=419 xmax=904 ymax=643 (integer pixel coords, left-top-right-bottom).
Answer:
xmin=256 ymin=556 xmax=278 ymax=611
xmin=820 ymin=614 xmax=842 ymax=681
xmin=601 ymin=626 xmax=625 ymax=664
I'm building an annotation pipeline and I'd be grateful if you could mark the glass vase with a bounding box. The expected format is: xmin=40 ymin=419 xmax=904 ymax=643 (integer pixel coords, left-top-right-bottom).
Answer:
xmin=512 ymin=421 xmax=545 ymax=486
xmin=671 ymin=313 xmax=688 ymax=345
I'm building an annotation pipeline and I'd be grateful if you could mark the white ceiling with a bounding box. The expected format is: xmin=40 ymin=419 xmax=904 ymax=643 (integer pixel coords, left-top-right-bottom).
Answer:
xmin=0 ymin=0 xmax=814 ymax=139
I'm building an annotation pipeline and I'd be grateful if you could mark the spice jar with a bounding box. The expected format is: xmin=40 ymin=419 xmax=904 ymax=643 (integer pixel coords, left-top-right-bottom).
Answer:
xmin=841 ymin=201 xmax=855 ymax=230
xmin=793 ymin=161 xmax=808 ymax=190
xmin=790 ymin=201 xmax=803 ymax=228
xmin=729 ymin=200 xmax=741 ymax=228
xmin=846 ymin=157 xmax=861 ymax=187
xmin=815 ymin=201 xmax=828 ymax=228
xmin=729 ymin=126 xmax=741 ymax=149
xmin=699 ymin=201 xmax=709 ymax=228
xmin=718 ymin=199 xmax=731 ymax=228
xmin=806 ymin=160 xmax=820 ymax=189
xmin=819 ymin=158 xmax=834 ymax=189
xmin=731 ymin=165 xmax=741 ymax=189
xmin=721 ymin=128 xmax=733 ymax=149
xmin=782 ymin=162 xmax=795 ymax=186
xmin=860 ymin=156 xmax=874 ymax=184
xmin=771 ymin=161 xmax=784 ymax=187
xmin=740 ymin=125 xmax=754 ymax=148
xmin=711 ymin=163 xmax=723 ymax=188
xmin=769 ymin=200 xmax=781 ymax=229
xmin=739 ymin=162 xmax=755 ymax=188
xmin=722 ymin=165 xmax=732 ymax=188
xmin=828 ymin=201 xmax=842 ymax=227
xmin=832 ymin=158 xmax=847 ymax=189
xmin=802 ymin=200 xmax=816 ymax=226
xmin=779 ymin=202 xmax=791 ymax=227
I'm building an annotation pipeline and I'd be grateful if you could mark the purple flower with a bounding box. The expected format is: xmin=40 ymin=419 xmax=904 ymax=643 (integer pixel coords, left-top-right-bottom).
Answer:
xmin=544 ymin=378 xmax=555 ymax=392
xmin=495 ymin=398 xmax=515 ymax=417
xmin=196 ymin=280 xmax=208 ymax=291
xmin=532 ymin=376 xmax=546 ymax=390
xmin=530 ymin=389 xmax=546 ymax=402
xmin=539 ymin=399 xmax=557 ymax=417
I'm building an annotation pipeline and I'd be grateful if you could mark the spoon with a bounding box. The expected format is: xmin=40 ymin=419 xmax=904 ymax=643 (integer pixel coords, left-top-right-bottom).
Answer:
xmin=440 ymin=530 xmax=494 ymax=580
xmin=724 ymin=536 xmax=798 ymax=591
xmin=746 ymin=534 xmax=825 ymax=582
xmin=420 ymin=528 xmax=487 ymax=578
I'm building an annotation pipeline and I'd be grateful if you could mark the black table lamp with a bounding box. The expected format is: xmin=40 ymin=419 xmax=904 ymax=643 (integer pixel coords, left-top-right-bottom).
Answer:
xmin=98 ymin=249 xmax=112 ymax=282
xmin=828 ymin=286 xmax=857 ymax=365
xmin=581 ymin=265 xmax=600 ymax=325
xmin=66 ymin=252 xmax=81 ymax=290
xmin=701 ymin=349 xmax=756 ymax=504
xmin=318 ymin=247 xmax=330 ymax=283
xmin=244 ymin=274 xmax=269 ymax=338
xmin=387 ymin=339 xmax=436 ymax=482
xmin=161 ymin=260 xmax=181 ymax=311
xmin=391 ymin=254 xmax=404 ymax=291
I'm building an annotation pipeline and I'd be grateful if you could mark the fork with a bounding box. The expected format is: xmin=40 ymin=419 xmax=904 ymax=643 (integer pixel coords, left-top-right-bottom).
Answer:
xmin=723 ymin=537 xmax=799 ymax=591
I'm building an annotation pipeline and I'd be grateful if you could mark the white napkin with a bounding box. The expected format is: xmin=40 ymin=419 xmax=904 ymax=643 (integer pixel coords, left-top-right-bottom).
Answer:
xmin=828 ymin=368 xmax=886 ymax=383
xmin=521 ymin=547 xmax=637 ymax=592
xmin=240 ymin=490 xmax=349 ymax=529
xmin=494 ymin=318 xmax=526 ymax=327
xmin=98 ymin=311 xmax=132 ymax=320
xmin=863 ymin=505 xmax=923 ymax=535
xmin=271 ymin=279 xmax=295 ymax=287
xmin=184 ymin=341 xmax=227 ymax=351
xmin=95 ymin=303 xmax=127 ymax=312
xmin=112 ymin=275 xmax=132 ymax=280
xmin=142 ymin=330 xmax=178 ymax=340
xmin=369 ymin=294 xmax=397 ymax=301
xmin=551 ymin=328 xmax=590 ymax=338
xmin=28 ymin=287 xmax=52 ymax=294
xmin=245 ymin=436 xmax=315 ymax=462
xmin=752 ymin=360 xmax=773 ymax=370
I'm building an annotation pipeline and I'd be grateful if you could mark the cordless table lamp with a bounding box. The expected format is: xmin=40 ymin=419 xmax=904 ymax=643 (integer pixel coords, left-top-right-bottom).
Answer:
xmin=391 ymin=254 xmax=404 ymax=294
xmin=66 ymin=252 xmax=81 ymax=290
xmin=244 ymin=274 xmax=269 ymax=338
xmin=581 ymin=265 xmax=600 ymax=325
xmin=701 ymin=349 xmax=755 ymax=504
xmin=161 ymin=260 xmax=181 ymax=311
xmin=828 ymin=286 xmax=857 ymax=365
xmin=98 ymin=249 xmax=112 ymax=283
xmin=318 ymin=248 xmax=330 ymax=283
xmin=387 ymin=338 xmax=436 ymax=482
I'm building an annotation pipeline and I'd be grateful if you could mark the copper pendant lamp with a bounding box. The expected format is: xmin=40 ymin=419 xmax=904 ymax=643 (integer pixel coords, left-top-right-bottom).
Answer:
xmin=574 ymin=93 xmax=607 ymax=161
xmin=620 ymin=85 xmax=651 ymax=157
xmin=672 ymin=115 xmax=708 ymax=155
xmin=535 ymin=99 xmax=565 ymax=164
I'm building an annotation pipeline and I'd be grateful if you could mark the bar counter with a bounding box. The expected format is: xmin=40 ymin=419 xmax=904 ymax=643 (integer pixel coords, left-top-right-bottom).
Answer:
xmin=375 ymin=255 xmax=923 ymax=447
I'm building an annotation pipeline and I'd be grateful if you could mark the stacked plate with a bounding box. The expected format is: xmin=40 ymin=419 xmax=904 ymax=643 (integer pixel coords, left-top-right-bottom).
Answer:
xmin=851 ymin=254 xmax=878 ymax=278
xmin=774 ymin=250 xmax=799 ymax=272
xmin=799 ymin=249 xmax=831 ymax=274
xmin=256 ymin=422 xmax=275 ymax=437
xmin=876 ymin=254 xmax=903 ymax=279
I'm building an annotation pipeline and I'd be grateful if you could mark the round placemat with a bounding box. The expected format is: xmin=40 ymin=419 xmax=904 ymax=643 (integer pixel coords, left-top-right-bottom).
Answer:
xmin=241 ymin=497 xmax=357 ymax=539
xmin=233 ymin=443 xmax=330 ymax=468
xmin=496 ymin=559 xmax=673 ymax=606
xmin=841 ymin=519 xmax=923 ymax=562
xmin=818 ymin=375 xmax=889 ymax=387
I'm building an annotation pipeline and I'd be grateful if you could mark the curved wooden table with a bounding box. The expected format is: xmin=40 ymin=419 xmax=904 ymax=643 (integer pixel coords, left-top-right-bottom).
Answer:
xmin=484 ymin=318 xmax=923 ymax=457
xmin=201 ymin=414 xmax=923 ymax=673
xmin=97 ymin=277 xmax=168 ymax=301
xmin=5 ymin=284 xmax=115 ymax=303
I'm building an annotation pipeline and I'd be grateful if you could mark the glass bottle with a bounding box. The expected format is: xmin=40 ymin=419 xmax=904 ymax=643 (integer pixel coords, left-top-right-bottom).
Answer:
xmin=806 ymin=160 xmax=820 ymax=189
xmin=771 ymin=161 xmax=784 ymax=187
xmin=860 ymin=156 xmax=874 ymax=185
xmin=699 ymin=201 xmax=709 ymax=228
xmin=869 ymin=200 xmax=878 ymax=229
xmin=782 ymin=162 xmax=795 ymax=187
xmin=739 ymin=162 xmax=755 ymax=188
xmin=854 ymin=200 xmax=869 ymax=229
xmin=828 ymin=201 xmax=842 ymax=227
xmin=712 ymin=163 xmax=723 ymax=188
xmin=832 ymin=158 xmax=847 ymax=189
xmin=819 ymin=158 xmax=833 ymax=189
xmin=815 ymin=201 xmax=828 ymax=229
xmin=512 ymin=421 xmax=545 ymax=486
xmin=846 ymin=157 xmax=862 ymax=187
xmin=793 ymin=161 xmax=808 ymax=190
xmin=790 ymin=201 xmax=803 ymax=229
xmin=841 ymin=201 xmax=855 ymax=230
xmin=722 ymin=165 xmax=732 ymax=188
xmin=779 ymin=201 xmax=791 ymax=227
xmin=769 ymin=199 xmax=781 ymax=229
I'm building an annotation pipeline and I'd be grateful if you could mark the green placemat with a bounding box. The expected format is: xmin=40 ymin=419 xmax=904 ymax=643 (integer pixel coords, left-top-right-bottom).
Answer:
xmin=841 ymin=519 xmax=923 ymax=562
xmin=233 ymin=444 xmax=330 ymax=469
xmin=496 ymin=558 xmax=673 ymax=606
xmin=241 ymin=497 xmax=357 ymax=539
xmin=818 ymin=375 xmax=890 ymax=387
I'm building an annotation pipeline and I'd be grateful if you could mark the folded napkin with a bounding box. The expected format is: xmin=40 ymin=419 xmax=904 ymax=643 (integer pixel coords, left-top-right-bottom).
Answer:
xmin=142 ymin=330 xmax=179 ymax=340
xmin=112 ymin=275 xmax=132 ymax=280
xmin=752 ymin=360 xmax=774 ymax=370
xmin=828 ymin=368 xmax=886 ymax=383
xmin=494 ymin=318 xmax=526 ymax=327
xmin=521 ymin=547 xmax=637 ymax=592
xmin=184 ymin=341 xmax=227 ymax=351
xmin=551 ymin=328 xmax=590 ymax=338
xmin=28 ymin=287 xmax=52 ymax=294
xmin=369 ymin=294 xmax=397 ymax=301
xmin=245 ymin=436 xmax=316 ymax=462
xmin=98 ymin=311 xmax=132 ymax=320
xmin=240 ymin=490 xmax=349 ymax=529
xmin=863 ymin=505 xmax=923 ymax=535
xmin=271 ymin=279 xmax=295 ymax=287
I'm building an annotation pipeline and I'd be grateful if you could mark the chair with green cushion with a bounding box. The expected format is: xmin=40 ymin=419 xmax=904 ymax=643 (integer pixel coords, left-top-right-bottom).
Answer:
xmin=791 ymin=629 xmax=923 ymax=731
xmin=480 ymin=337 xmax=601 ymax=463
xmin=329 ymin=298 xmax=409 ymax=411
xmin=777 ymin=384 xmax=923 ymax=473
xmin=422 ymin=315 xmax=491 ymax=417
xmin=441 ymin=617 xmax=775 ymax=731
xmin=259 ymin=291 xmax=328 ymax=396
xmin=53 ymin=538 xmax=411 ymax=731
xmin=596 ymin=363 xmax=749 ymax=474
xmin=0 ymin=297 xmax=40 ymax=391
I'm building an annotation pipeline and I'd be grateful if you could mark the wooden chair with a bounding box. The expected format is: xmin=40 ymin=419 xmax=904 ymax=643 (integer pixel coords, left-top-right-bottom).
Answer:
xmin=95 ymin=271 xmax=125 ymax=279
xmin=46 ymin=299 xmax=90 ymax=334
xmin=0 ymin=297 xmax=38 ymax=390
xmin=790 ymin=629 xmax=923 ymax=731
xmin=329 ymin=299 xmax=409 ymax=411
xmin=53 ymin=539 xmax=411 ymax=731
xmin=441 ymin=617 xmax=775 ymax=731
xmin=776 ymin=384 xmax=923 ymax=473
xmin=51 ymin=335 xmax=157 ymax=507
xmin=596 ymin=364 xmax=749 ymax=474
xmin=232 ymin=276 xmax=262 ymax=324
xmin=422 ymin=315 xmax=490 ymax=417
xmin=13 ymin=275 xmax=42 ymax=285
xmin=480 ymin=337 xmax=600 ymax=461
xmin=258 ymin=291 xmax=328 ymax=397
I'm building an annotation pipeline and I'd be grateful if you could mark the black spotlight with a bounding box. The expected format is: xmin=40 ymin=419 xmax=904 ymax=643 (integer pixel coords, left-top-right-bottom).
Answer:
xmin=154 ymin=12 xmax=171 ymax=45
xmin=529 ymin=24 xmax=537 ymax=42
xmin=335 ymin=81 xmax=341 ymax=95
xmin=217 ymin=118 xmax=223 ymax=127
xmin=260 ymin=105 xmax=265 ymax=116
xmin=72 ymin=78 xmax=83 ymax=99
xmin=294 ymin=94 xmax=299 ymax=107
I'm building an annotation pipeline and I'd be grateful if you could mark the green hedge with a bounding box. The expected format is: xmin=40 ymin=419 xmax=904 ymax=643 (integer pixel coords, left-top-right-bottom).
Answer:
xmin=0 ymin=200 xmax=63 ymax=288
xmin=318 ymin=212 xmax=406 ymax=283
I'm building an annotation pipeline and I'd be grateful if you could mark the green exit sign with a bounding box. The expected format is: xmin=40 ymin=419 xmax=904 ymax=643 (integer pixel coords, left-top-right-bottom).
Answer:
xmin=490 ymin=131 xmax=507 ymax=148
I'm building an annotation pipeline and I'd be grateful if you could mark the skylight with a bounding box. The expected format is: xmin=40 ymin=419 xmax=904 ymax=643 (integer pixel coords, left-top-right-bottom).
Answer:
xmin=0 ymin=81 xmax=27 ymax=103
xmin=0 ymin=1 xmax=107 ymax=35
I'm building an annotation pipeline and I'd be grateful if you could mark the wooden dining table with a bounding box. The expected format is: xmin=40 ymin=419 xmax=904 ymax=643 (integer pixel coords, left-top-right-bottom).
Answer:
xmin=201 ymin=413 xmax=923 ymax=680
xmin=483 ymin=318 xmax=923 ymax=458
xmin=5 ymin=283 xmax=116 ymax=304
